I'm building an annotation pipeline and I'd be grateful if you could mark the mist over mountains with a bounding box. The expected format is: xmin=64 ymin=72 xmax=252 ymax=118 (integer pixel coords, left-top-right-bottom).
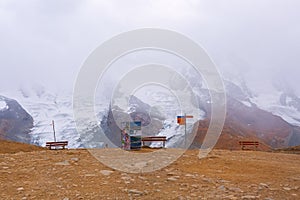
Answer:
xmin=1 ymin=73 xmax=300 ymax=149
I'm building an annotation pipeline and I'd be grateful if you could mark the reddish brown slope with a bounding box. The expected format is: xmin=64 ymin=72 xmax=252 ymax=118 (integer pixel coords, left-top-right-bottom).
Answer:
xmin=191 ymin=97 xmax=299 ymax=150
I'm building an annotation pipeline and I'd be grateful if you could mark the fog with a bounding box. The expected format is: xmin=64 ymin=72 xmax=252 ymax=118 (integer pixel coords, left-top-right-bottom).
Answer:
xmin=0 ymin=0 xmax=300 ymax=96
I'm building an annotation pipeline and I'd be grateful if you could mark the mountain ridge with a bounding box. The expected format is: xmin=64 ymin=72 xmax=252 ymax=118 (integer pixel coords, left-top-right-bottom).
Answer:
xmin=1 ymin=78 xmax=300 ymax=149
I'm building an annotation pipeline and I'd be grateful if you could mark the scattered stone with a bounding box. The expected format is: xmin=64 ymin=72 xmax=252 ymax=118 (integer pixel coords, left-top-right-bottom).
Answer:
xmin=218 ymin=185 xmax=226 ymax=191
xmin=167 ymin=177 xmax=178 ymax=181
xmin=201 ymin=177 xmax=213 ymax=183
xmin=283 ymin=187 xmax=291 ymax=191
xmin=121 ymin=176 xmax=131 ymax=180
xmin=128 ymin=189 xmax=143 ymax=195
xmin=190 ymin=193 xmax=197 ymax=197
xmin=167 ymin=171 xmax=178 ymax=176
xmin=100 ymin=170 xmax=113 ymax=176
xmin=138 ymin=176 xmax=146 ymax=180
xmin=259 ymin=183 xmax=269 ymax=188
xmin=177 ymin=196 xmax=185 ymax=200
xmin=229 ymin=187 xmax=243 ymax=193
xmin=17 ymin=187 xmax=24 ymax=191
xmin=85 ymin=174 xmax=97 ymax=177
xmin=248 ymin=184 xmax=257 ymax=188
xmin=291 ymin=177 xmax=300 ymax=181
xmin=55 ymin=160 xmax=70 ymax=166
xmin=219 ymin=179 xmax=230 ymax=183
xmin=241 ymin=195 xmax=258 ymax=199
xmin=180 ymin=183 xmax=188 ymax=187
xmin=269 ymin=188 xmax=278 ymax=191
xmin=225 ymin=195 xmax=237 ymax=200
xmin=185 ymin=174 xmax=195 ymax=178
xmin=70 ymin=157 xmax=79 ymax=162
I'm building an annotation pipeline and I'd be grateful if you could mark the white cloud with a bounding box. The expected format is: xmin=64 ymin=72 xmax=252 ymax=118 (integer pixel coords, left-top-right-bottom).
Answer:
xmin=0 ymin=0 xmax=299 ymax=95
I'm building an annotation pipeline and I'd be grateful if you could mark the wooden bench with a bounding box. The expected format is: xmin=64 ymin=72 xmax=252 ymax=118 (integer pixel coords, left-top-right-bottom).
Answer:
xmin=46 ymin=141 xmax=68 ymax=150
xmin=141 ymin=136 xmax=167 ymax=148
xmin=239 ymin=141 xmax=259 ymax=150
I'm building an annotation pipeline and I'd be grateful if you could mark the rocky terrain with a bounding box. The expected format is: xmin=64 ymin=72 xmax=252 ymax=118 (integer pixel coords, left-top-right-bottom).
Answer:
xmin=0 ymin=141 xmax=299 ymax=199
xmin=0 ymin=95 xmax=33 ymax=143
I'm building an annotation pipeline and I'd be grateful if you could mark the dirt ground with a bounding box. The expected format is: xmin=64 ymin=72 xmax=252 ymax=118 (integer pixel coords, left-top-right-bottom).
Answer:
xmin=0 ymin=144 xmax=299 ymax=200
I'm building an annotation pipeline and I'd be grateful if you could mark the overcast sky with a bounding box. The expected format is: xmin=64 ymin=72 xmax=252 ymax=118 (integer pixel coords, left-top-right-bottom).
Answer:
xmin=0 ymin=0 xmax=300 ymax=96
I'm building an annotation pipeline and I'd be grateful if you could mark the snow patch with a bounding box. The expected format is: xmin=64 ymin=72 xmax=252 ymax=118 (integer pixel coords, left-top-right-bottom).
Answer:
xmin=0 ymin=100 xmax=8 ymax=110
xmin=251 ymin=92 xmax=300 ymax=126
xmin=241 ymin=101 xmax=252 ymax=107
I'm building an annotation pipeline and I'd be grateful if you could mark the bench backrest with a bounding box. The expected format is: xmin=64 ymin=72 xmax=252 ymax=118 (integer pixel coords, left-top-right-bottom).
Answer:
xmin=46 ymin=141 xmax=68 ymax=145
xmin=239 ymin=141 xmax=259 ymax=145
xmin=142 ymin=136 xmax=167 ymax=141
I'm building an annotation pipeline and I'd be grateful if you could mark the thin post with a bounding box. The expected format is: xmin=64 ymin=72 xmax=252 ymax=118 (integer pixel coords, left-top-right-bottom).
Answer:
xmin=184 ymin=113 xmax=186 ymax=148
xmin=52 ymin=120 xmax=56 ymax=142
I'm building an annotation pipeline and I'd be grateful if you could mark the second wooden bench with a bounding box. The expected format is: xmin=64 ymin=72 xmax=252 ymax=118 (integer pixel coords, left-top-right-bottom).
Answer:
xmin=46 ymin=141 xmax=68 ymax=150
xmin=141 ymin=136 xmax=167 ymax=148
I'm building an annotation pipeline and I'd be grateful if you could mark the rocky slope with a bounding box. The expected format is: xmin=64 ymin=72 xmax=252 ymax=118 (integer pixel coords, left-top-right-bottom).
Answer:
xmin=191 ymin=94 xmax=300 ymax=150
xmin=0 ymin=95 xmax=33 ymax=143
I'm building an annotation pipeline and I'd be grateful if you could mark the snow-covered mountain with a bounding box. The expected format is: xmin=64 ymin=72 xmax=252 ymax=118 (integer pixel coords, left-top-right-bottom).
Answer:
xmin=1 ymin=85 xmax=82 ymax=147
xmin=224 ymin=75 xmax=300 ymax=127
xmin=1 ymin=75 xmax=300 ymax=149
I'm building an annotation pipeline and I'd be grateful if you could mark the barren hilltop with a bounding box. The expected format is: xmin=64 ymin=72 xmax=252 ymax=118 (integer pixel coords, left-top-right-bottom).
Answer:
xmin=0 ymin=141 xmax=299 ymax=199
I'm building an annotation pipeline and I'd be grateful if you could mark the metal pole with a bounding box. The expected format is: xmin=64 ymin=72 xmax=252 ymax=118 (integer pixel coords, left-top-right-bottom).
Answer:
xmin=52 ymin=120 xmax=56 ymax=142
xmin=184 ymin=113 xmax=186 ymax=148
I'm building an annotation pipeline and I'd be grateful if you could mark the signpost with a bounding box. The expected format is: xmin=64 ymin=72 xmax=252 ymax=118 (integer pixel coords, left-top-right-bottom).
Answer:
xmin=177 ymin=114 xmax=193 ymax=147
